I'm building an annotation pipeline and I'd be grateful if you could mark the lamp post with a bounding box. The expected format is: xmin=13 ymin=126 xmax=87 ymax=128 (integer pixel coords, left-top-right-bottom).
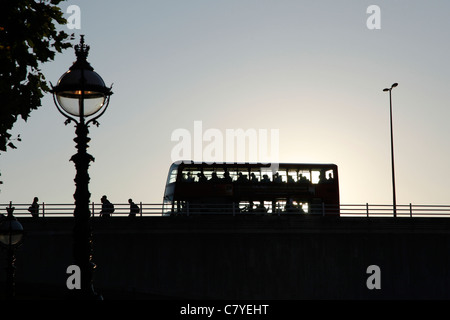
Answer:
xmin=0 ymin=203 xmax=24 ymax=299
xmin=383 ymin=83 xmax=398 ymax=217
xmin=51 ymin=35 xmax=113 ymax=299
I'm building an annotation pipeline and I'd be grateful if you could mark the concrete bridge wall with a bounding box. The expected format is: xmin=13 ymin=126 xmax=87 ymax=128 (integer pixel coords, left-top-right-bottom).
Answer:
xmin=3 ymin=215 xmax=450 ymax=299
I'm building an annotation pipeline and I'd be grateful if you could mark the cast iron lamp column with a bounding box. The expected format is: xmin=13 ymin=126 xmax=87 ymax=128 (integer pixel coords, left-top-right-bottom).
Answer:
xmin=51 ymin=35 xmax=113 ymax=298
xmin=383 ymin=83 xmax=398 ymax=217
xmin=0 ymin=203 xmax=24 ymax=299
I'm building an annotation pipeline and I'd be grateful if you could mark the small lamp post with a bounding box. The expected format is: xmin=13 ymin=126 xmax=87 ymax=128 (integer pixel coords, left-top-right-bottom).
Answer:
xmin=51 ymin=35 xmax=113 ymax=299
xmin=383 ymin=83 xmax=398 ymax=217
xmin=0 ymin=203 xmax=24 ymax=299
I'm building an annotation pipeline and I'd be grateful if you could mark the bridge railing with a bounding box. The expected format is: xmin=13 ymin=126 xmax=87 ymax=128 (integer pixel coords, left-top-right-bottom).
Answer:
xmin=3 ymin=202 xmax=450 ymax=218
xmin=0 ymin=202 xmax=164 ymax=218
xmin=338 ymin=204 xmax=450 ymax=217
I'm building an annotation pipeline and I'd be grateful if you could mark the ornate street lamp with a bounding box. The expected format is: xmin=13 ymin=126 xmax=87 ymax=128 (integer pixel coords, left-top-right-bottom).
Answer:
xmin=51 ymin=35 xmax=113 ymax=299
xmin=0 ymin=203 xmax=24 ymax=299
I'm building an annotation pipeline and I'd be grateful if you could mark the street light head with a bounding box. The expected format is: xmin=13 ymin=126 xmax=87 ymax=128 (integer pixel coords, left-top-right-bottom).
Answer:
xmin=54 ymin=69 xmax=111 ymax=117
xmin=52 ymin=35 xmax=112 ymax=119
xmin=0 ymin=207 xmax=24 ymax=248
xmin=392 ymin=83 xmax=398 ymax=88
xmin=383 ymin=88 xmax=390 ymax=92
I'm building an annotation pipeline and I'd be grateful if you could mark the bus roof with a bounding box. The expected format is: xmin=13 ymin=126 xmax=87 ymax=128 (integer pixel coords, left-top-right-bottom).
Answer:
xmin=169 ymin=161 xmax=337 ymax=169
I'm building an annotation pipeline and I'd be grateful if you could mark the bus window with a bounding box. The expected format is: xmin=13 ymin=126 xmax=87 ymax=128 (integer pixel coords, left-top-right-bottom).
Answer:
xmin=253 ymin=201 xmax=267 ymax=213
xmin=189 ymin=169 xmax=202 ymax=182
xmin=263 ymin=201 xmax=272 ymax=213
xmin=287 ymin=169 xmax=297 ymax=183
xmin=169 ymin=167 xmax=178 ymax=183
xmin=311 ymin=170 xmax=321 ymax=184
xmin=300 ymin=202 xmax=309 ymax=213
xmin=228 ymin=168 xmax=239 ymax=181
xmin=181 ymin=169 xmax=195 ymax=182
xmin=206 ymin=169 xmax=222 ymax=182
xmin=311 ymin=168 xmax=335 ymax=184
xmin=273 ymin=200 xmax=286 ymax=213
xmin=236 ymin=171 xmax=249 ymax=182
xmin=215 ymin=168 xmax=225 ymax=180
xmin=278 ymin=170 xmax=287 ymax=182
xmin=273 ymin=170 xmax=286 ymax=183
xmin=202 ymin=168 xmax=213 ymax=181
xmin=223 ymin=168 xmax=232 ymax=182
xmin=261 ymin=169 xmax=272 ymax=183
xmin=325 ymin=169 xmax=334 ymax=182
xmin=298 ymin=170 xmax=311 ymax=183
xmin=239 ymin=201 xmax=252 ymax=212
xmin=250 ymin=168 xmax=261 ymax=182
xmin=292 ymin=201 xmax=308 ymax=213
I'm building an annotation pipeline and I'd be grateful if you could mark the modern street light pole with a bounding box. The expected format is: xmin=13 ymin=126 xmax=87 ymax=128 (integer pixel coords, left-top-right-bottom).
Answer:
xmin=383 ymin=83 xmax=398 ymax=217
xmin=51 ymin=35 xmax=113 ymax=299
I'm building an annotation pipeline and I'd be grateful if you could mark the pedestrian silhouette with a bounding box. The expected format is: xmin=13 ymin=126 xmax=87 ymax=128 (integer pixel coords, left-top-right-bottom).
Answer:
xmin=100 ymin=195 xmax=114 ymax=218
xmin=128 ymin=198 xmax=140 ymax=218
xmin=28 ymin=196 xmax=39 ymax=218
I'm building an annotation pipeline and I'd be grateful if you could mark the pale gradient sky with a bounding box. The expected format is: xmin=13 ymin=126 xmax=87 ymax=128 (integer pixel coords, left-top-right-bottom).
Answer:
xmin=2 ymin=0 xmax=450 ymax=207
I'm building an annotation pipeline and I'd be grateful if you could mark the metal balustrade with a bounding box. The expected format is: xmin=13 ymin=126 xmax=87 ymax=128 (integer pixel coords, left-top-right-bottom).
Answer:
xmin=2 ymin=202 xmax=450 ymax=218
xmin=0 ymin=202 xmax=163 ymax=218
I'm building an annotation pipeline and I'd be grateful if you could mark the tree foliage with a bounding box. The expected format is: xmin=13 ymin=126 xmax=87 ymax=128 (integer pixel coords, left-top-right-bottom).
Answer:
xmin=0 ymin=0 xmax=73 ymax=187
xmin=0 ymin=0 xmax=73 ymax=152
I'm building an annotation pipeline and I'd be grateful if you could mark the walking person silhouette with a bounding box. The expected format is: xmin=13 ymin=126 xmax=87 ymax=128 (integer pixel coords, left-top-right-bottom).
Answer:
xmin=28 ymin=196 xmax=39 ymax=218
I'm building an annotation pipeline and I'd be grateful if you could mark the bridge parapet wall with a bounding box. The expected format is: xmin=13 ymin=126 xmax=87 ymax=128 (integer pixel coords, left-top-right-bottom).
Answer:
xmin=4 ymin=215 xmax=450 ymax=299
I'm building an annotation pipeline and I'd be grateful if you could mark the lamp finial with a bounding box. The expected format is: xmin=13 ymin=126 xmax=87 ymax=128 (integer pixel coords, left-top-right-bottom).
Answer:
xmin=74 ymin=35 xmax=90 ymax=60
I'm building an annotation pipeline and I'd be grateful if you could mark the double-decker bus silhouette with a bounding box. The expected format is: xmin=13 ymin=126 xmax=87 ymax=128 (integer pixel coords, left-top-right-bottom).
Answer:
xmin=163 ymin=161 xmax=339 ymax=215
